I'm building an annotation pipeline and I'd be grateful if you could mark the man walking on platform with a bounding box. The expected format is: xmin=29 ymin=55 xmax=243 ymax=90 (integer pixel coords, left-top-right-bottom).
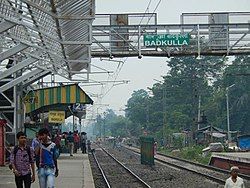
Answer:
xmin=54 ymin=133 xmax=61 ymax=154
xmin=36 ymin=128 xmax=59 ymax=188
xmin=73 ymin=131 xmax=80 ymax=153
xmin=80 ymin=132 xmax=87 ymax=154
xmin=31 ymin=132 xmax=40 ymax=168
xmin=10 ymin=131 xmax=35 ymax=188
xmin=67 ymin=131 xmax=74 ymax=156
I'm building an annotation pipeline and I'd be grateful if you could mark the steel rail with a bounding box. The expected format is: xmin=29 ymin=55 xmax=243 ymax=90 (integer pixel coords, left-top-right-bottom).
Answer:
xmin=155 ymin=155 xmax=226 ymax=185
xmin=92 ymin=151 xmax=111 ymax=188
xmin=122 ymin=145 xmax=233 ymax=185
xmin=97 ymin=145 xmax=151 ymax=188
xmin=156 ymin=152 xmax=250 ymax=181
xmin=124 ymin=145 xmax=250 ymax=180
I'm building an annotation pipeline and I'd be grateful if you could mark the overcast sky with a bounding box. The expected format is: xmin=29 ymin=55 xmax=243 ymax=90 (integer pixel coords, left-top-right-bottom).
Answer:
xmin=79 ymin=0 xmax=250 ymax=123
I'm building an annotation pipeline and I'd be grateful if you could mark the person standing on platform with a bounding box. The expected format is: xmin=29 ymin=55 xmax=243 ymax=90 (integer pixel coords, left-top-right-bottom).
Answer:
xmin=31 ymin=132 xmax=40 ymax=150
xmin=31 ymin=132 xmax=40 ymax=168
xmin=37 ymin=128 xmax=59 ymax=188
xmin=67 ymin=131 xmax=74 ymax=156
xmin=73 ymin=131 xmax=80 ymax=153
xmin=224 ymin=166 xmax=245 ymax=188
xmin=10 ymin=131 xmax=35 ymax=188
xmin=81 ymin=132 xmax=87 ymax=154
xmin=54 ymin=133 xmax=61 ymax=154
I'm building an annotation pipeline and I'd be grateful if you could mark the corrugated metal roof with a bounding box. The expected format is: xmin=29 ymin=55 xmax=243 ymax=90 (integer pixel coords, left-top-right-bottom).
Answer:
xmin=24 ymin=84 xmax=93 ymax=114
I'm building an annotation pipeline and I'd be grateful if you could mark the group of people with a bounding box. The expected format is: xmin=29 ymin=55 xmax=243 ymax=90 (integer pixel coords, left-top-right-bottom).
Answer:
xmin=52 ymin=131 xmax=89 ymax=156
xmin=10 ymin=128 xmax=59 ymax=188
xmin=8 ymin=128 xmax=92 ymax=188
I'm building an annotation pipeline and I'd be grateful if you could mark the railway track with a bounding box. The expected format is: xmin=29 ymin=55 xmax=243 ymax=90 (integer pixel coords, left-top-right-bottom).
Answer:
xmin=91 ymin=143 xmax=227 ymax=187
xmin=123 ymin=145 xmax=250 ymax=185
xmin=92 ymin=145 xmax=151 ymax=188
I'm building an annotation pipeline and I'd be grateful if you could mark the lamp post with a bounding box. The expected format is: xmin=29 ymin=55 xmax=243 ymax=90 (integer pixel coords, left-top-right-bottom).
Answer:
xmin=96 ymin=104 xmax=109 ymax=138
xmin=226 ymin=84 xmax=235 ymax=143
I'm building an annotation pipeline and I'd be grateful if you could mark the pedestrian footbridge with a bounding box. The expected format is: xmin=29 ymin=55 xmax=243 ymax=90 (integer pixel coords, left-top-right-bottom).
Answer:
xmin=92 ymin=12 xmax=250 ymax=58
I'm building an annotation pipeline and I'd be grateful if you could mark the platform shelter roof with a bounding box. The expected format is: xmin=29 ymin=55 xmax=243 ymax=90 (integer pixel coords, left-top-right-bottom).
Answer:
xmin=24 ymin=84 xmax=93 ymax=114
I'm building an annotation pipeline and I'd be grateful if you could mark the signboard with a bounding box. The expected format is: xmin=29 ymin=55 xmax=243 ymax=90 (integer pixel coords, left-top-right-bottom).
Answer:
xmin=144 ymin=33 xmax=190 ymax=47
xmin=72 ymin=103 xmax=85 ymax=112
xmin=48 ymin=111 xmax=65 ymax=123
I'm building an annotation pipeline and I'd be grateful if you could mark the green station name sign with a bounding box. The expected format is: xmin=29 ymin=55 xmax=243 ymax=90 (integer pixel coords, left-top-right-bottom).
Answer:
xmin=144 ymin=33 xmax=190 ymax=47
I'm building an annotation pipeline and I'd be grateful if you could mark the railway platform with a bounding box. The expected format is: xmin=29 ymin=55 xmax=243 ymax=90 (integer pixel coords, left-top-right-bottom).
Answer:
xmin=0 ymin=153 xmax=95 ymax=188
xmin=210 ymin=152 xmax=250 ymax=175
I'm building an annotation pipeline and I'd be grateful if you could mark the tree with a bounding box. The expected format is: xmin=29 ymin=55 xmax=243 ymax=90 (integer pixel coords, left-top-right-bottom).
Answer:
xmin=212 ymin=55 xmax=250 ymax=132
xmin=93 ymin=109 xmax=134 ymax=138
xmin=119 ymin=55 xmax=250 ymax=143
xmin=125 ymin=89 xmax=149 ymax=127
xmin=125 ymin=56 xmax=226 ymax=140
xmin=153 ymin=56 xmax=224 ymax=132
xmin=109 ymin=116 xmax=131 ymax=137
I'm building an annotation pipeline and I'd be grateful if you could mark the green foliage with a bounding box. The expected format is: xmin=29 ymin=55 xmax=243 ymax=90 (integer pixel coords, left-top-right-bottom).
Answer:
xmin=172 ymin=136 xmax=184 ymax=149
xmin=179 ymin=146 xmax=202 ymax=160
xmin=93 ymin=109 xmax=134 ymax=138
xmin=179 ymin=146 xmax=211 ymax=164
xmin=211 ymin=55 xmax=250 ymax=132
xmin=124 ymin=55 xmax=249 ymax=140
xmin=126 ymin=89 xmax=149 ymax=125
xmin=161 ymin=146 xmax=211 ymax=165
xmin=168 ymin=111 xmax=190 ymax=130
xmin=124 ymin=56 xmax=225 ymax=138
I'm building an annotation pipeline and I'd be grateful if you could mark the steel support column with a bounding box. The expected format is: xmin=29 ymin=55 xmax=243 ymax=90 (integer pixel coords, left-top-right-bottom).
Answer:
xmin=14 ymin=84 xmax=24 ymax=133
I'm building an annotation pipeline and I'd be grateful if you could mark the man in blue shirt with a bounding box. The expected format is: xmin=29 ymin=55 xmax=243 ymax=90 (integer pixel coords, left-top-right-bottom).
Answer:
xmin=36 ymin=128 xmax=59 ymax=188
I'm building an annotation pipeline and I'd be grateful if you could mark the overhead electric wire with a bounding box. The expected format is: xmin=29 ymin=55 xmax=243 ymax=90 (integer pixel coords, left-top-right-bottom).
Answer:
xmin=99 ymin=0 xmax=161 ymax=98
xmin=100 ymin=61 xmax=126 ymax=98
xmin=146 ymin=0 xmax=162 ymax=25
xmin=91 ymin=0 xmax=162 ymax=109
xmin=138 ymin=0 xmax=153 ymax=25
xmin=89 ymin=0 xmax=158 ymax=121
xmin=91 ymin=64 xmax=113 ymax=74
